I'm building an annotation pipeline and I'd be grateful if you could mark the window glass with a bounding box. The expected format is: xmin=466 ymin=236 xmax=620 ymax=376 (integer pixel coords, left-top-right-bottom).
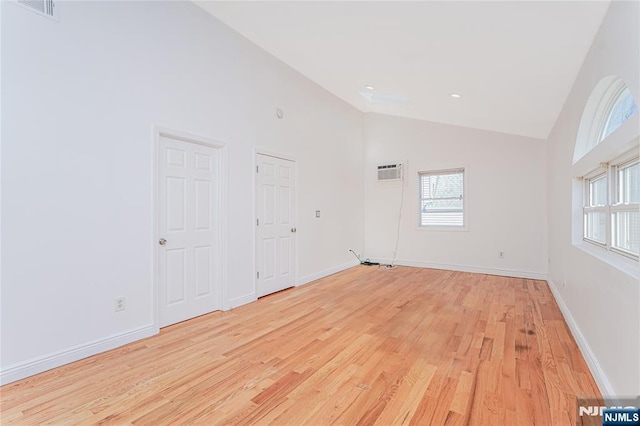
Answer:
xmin=584 ymin=211 xmax=607 ymax=244
xmin=588 ymin=175 xmax=607 ymax=206
xmin=420 ymin=170 xmax=464 ymax=227
xmin=612 ymin=211 xmax=640 ymax=255
xmin=617 ymin=160 xmax=639 ymax=204
xmin=601 ymin=88 xmax=638 ymax=140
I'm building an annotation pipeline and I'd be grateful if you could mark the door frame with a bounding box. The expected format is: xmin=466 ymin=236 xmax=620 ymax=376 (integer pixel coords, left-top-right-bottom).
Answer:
xmin=253 ymin=148 xmax=299 ymax=298
xmin=153 ymin=126 xmax=228 ymax=332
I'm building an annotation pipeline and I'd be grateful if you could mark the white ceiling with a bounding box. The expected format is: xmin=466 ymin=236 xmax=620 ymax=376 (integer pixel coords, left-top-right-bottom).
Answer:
xmin=196 ymin=1 xmax=610 ymax=139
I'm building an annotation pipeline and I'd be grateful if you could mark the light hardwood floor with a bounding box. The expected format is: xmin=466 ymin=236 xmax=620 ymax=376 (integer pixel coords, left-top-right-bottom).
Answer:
xmin=1 ymin=266 xmax=600 ymax=425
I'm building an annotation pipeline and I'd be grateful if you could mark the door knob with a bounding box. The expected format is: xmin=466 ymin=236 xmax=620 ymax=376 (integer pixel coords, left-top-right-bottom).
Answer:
xmin=159 ymin=238 xmax=167 ymax=246
xmin=291 ymin=228 xmax=297 ymax=233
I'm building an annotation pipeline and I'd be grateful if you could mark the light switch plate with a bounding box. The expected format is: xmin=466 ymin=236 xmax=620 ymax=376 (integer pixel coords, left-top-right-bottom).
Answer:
xmin=315 ymin=210 xmax=321 ymax=218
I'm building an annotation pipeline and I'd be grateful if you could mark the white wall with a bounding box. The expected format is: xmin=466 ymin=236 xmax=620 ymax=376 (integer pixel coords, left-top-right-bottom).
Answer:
xmin=546 ymin=1 xmax=640 ymax=397
xmin=363 ymin=113 xmax=547 ymax=278
xmin=1 ymin=1 xmax=364 ymax=381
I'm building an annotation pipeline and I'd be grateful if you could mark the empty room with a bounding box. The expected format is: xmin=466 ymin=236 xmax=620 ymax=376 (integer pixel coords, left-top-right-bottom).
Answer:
xmin=1 ymin=0 xmax=639 ymax=424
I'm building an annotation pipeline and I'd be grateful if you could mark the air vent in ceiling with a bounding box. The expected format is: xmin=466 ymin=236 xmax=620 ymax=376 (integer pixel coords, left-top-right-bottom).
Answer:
xmin=360 ymin=92 xmax=409 ymax=106
xmin=377 ymin=164 xmax=403 ymax=181
xmin=14 ymin=0 xmax=58 ymax=20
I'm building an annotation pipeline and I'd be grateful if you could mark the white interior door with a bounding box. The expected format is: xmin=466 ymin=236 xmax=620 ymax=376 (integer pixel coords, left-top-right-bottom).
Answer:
xmin=158 ymin=135 xmax=220 ymax=327
xmin=256 ymin=154 xmax=296 ymax=297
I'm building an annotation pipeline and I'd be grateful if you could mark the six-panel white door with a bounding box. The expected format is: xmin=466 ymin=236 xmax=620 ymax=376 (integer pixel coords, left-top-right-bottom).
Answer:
xmin=158 ymin=135 xmax=220 ymax=327
xmin=256 ymin=154 xmax=296 ymax=297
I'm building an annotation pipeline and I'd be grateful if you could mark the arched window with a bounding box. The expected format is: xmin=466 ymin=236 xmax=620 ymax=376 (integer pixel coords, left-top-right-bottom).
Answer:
xmin=574 ymin=76 xmax=638 ymax=163
xmin=573 ymin=76 xmax=639 ymax=264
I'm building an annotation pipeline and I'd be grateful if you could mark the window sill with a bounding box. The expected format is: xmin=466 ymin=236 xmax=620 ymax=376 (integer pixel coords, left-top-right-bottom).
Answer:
xmin=573 ymin=241 xmax=640 ymax=279
xmin=416 ymin=226 xmax=468 ymax=232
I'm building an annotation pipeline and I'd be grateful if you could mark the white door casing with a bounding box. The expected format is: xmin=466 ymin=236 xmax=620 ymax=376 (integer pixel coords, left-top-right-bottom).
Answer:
xmin=256 ymin=154 xmax=296 ymax=297
xmin=158 ymin=134 xmax=221 ymax=327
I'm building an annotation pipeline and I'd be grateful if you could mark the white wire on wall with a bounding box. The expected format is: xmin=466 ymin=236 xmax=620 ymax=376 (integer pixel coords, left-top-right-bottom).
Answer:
xmin=389 ymin=167 xmax=406 ymax=268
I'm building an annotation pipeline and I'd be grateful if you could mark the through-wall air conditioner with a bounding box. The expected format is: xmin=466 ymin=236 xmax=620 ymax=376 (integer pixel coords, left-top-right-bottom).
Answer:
xmin=377 ymin=163 xmax=403 ymax=181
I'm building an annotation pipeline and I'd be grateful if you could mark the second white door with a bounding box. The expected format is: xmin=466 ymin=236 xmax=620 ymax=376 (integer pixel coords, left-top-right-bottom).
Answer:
xmin=256 ymin=154 xmax=296 ymax=297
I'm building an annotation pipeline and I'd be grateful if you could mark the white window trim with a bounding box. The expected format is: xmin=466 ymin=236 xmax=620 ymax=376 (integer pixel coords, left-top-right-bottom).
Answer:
xmin=417 ymin=167 xmax=468 ymax=231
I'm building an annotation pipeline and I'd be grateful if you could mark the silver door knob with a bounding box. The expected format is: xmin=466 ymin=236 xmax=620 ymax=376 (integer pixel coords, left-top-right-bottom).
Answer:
xmin=291 ymin=228 xmax=297 ymax=233
xmin=159 ymin=238 xmax=167 ymax=246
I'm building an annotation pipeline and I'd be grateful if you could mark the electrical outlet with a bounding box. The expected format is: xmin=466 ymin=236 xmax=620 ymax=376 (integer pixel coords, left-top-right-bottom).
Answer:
xmin=115 ymin=297 xmax=125 ymax=312
xmin=498 ymin=251 xmax=504 ymax=259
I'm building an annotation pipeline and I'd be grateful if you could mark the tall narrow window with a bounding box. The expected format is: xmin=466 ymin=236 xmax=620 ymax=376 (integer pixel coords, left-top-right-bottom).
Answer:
xmin=612 ymin=158 xmax=640 ymax=257
xmin=419 ymin=168 xmax=465 ymax=227
xmin=584 ymin=172 xmax=608 ymax=245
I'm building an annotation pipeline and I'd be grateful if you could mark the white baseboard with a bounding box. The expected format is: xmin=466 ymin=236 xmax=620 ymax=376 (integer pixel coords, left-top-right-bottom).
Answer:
xmin=369 ymin=258 xmax=548 ymax=280
xmin=0 ymin=324 xmax=157 ymax=386
xmin=546 ymin=278 xmax=617 ymax=403
xmin=228 ymin=293 xmax=257 ymax=309
xmin=296 ymin=260 xmax=360 ymax=287
xmin=228 ymin=261 xmax=360 ymax=307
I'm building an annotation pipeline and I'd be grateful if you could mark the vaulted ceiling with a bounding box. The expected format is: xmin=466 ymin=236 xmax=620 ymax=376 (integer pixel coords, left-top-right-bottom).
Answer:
xmin=196 ymin=1 xmax=610 ymax=139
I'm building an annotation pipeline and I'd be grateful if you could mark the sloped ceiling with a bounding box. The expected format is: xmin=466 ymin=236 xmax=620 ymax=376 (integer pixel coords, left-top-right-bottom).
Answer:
xmin=197 ymin=1 xmax=610 ymax=139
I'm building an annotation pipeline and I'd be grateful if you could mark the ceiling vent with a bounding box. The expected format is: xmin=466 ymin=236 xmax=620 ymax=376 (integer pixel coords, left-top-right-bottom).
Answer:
xmin=359 ymin=92 xmax=409 ymax=106
xmin=377 ymin=164 xmax=403 ymax=181
xmin=14 ymin=0 xmax=58 ymax=20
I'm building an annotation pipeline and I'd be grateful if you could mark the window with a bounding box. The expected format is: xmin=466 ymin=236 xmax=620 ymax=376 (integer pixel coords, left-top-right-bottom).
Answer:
xmin=584 ymin=172 xmax=607 ymax=245
xmin=573 ymin=77 xmax=638 ymax=274
xmin=574 ymin=76 xmax=638 ymax=163
xmin=583 ymin=154 xmax=639 ymax=259
xmin=419 ymin=168 xmax=465 ymax=227
xmin=611 ymin=158 xmax=640 ymax=257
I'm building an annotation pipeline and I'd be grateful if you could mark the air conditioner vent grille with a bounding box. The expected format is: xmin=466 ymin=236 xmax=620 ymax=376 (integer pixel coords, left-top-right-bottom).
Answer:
xmin=377 ymin=164 xmax=403 ymax=181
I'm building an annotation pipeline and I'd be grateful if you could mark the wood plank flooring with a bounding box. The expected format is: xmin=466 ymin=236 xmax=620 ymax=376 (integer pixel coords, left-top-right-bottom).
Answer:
xmin=0 ymin=266 xmax=601 ymax=425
